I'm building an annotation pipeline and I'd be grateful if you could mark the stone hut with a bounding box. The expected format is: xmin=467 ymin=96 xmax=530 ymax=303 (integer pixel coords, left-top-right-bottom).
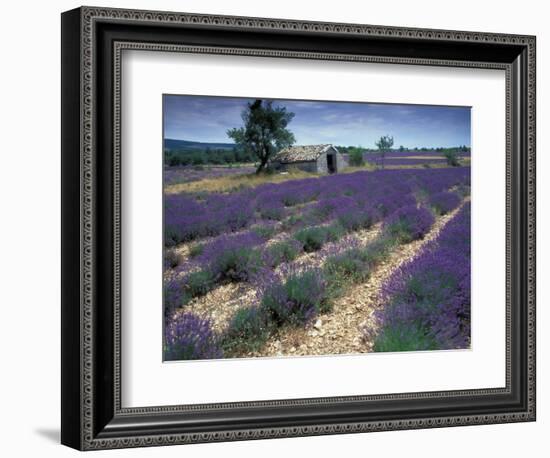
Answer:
xmin=271 ymin=144 xmax=348 ymax=174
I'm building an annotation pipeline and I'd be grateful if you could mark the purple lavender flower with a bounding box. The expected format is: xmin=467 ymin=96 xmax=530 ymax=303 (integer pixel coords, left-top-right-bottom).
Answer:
xmin=199 ymin=231 xmax=265 ymax=282
xmin=371 ymin=203 xmax=471 ymax=351
xmin=383 ymin=205 xmax=435 ymax=242
xmin=256 ymin=200 xmax=286 ymax=220
xmin=429 ymin=191 xmax=461 ymax=215
xmin=164 ymin=192 xmax=255 ymax=244
xmin=164 ymin=165 xmax=255 ymax=185
xmin=196 ymin=231 xmax=265 ymax=265
xmin=164 ymin=275 xmax=186 ymax=316
xmin=164 ymin=313 xmax=222 ymax=360
xmin=259 ymin=268 xmax=328 ymax=326
xmin=262 ymin=239 xmax=303 ymax=268
xmin=334 ymin=203 xmax=378 ymax=232
xmin=164 ymin=166 xmax=470 ymax=247
xmin=163 ymin=166 xmax=472 ymax=346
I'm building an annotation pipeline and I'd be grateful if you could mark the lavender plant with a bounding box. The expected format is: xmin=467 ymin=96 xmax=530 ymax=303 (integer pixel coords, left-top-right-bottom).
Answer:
xmin=222 ymin=306 xmax=272 ymax=355
xmin=250 ymin=222 xmax=279 ymax=239
xmin=257 ymin=200 xmax=286 ymax=221
xmin=429 ymin=191 xmax=461 ymax=215
xmin=383 ymin=205 xmax=435 ymax=243
xmin=294 ymin=226 xmax=329 ymax=252
xmin=164 ymin=313 xmax=222 ymax=360
xmin=324 ymin=236 xmax=396 ymax=298
xmin=260 ymin=269 xmax=329 ymax=326
xmin=211 ymin=245 xmax=264 ymax=282
xmin=183 ymin=269 xmax=216 ymax=298
xmin=264 ymin=240 xmax=302 ymax=267
xmin=369 ymin=203 xmax=471 ymax=352
xmin=164 ymin=276 xmax=186 ymax=316
xmin=335 ymin=205 xmax=377 ymax=232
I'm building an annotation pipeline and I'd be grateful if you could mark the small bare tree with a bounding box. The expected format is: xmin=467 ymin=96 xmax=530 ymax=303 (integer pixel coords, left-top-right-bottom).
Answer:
xmin=375 ymin=135 xmax=394 ymax=169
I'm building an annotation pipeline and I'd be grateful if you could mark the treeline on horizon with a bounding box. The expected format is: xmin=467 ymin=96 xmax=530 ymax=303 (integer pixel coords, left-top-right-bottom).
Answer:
xmin=165 ymin=147 xmax=257 ymax=166
xmin=164 ymin=144 xmax=471 ymax=167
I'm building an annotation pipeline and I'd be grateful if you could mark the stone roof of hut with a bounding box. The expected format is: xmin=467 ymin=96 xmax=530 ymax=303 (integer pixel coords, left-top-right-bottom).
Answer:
xmin=273 ymin=144 xmax=338 ymax=163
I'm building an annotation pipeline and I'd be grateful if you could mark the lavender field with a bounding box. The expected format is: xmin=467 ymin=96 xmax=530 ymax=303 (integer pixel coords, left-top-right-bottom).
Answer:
xmin=164 ymin=164 xmax=255 ymax=186
xmin=361 ymin=150 xmax=470 ymax=167
xmin=163 ymin=166 xmax=471 ymax=360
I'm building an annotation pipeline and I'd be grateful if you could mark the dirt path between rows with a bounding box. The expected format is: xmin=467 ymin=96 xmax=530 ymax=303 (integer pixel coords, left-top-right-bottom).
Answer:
xmin=247 ymin=198 xmax=469 ymax=358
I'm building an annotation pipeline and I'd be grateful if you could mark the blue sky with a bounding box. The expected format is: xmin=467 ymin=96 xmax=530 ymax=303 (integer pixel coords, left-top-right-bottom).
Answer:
xmin=163 ymin=95 xmax=471 ymax=148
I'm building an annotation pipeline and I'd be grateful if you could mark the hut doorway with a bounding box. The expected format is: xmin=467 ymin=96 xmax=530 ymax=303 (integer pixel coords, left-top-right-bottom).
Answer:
xmin=327 ymin=153 xmax=336 ymax=173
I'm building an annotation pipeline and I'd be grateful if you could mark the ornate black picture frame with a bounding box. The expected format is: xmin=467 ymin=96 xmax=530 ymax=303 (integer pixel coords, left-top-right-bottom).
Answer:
xmin=61 ymin=6 xmax=536 ymax=450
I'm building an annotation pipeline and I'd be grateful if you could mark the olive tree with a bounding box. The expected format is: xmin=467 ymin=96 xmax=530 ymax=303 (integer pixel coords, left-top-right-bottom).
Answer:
xmin=227 ymin=99 xmax=295 ymax=174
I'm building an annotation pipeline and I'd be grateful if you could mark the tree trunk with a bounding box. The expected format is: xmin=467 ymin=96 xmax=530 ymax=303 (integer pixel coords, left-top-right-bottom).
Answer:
xmin=256 ymin=157 xmax=268 ymax=174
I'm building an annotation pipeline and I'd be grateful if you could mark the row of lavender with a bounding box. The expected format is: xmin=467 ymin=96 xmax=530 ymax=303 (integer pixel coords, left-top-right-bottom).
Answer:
xmin=365 ymin=202 xmax=471 ymax=351
xmin=164 ymin=167 xmax=470 ymax=247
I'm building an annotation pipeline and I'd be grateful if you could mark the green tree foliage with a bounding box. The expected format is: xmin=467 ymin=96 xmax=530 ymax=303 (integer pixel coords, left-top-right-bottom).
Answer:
xmin=375 ymin=135 xmax=394 ymax=169
xmin=164 ymin=147 xmax=254 ymax=166
xmin=348 ymin=146 xmax=364 ymax=166
xmin=442 ymin=149 xmax=461 ymax=166
xmin=227 ymin=99 xmax=296 ymax=174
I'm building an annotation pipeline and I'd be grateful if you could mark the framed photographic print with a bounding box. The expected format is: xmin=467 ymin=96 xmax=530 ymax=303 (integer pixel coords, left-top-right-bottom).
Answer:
xmin=61 ymin=6 xmax=536 ymax=450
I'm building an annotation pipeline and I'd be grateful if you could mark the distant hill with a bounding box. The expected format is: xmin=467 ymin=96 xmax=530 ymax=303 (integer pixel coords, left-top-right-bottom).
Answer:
xmin=164 ymin=138 xmax=236 ymax=151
